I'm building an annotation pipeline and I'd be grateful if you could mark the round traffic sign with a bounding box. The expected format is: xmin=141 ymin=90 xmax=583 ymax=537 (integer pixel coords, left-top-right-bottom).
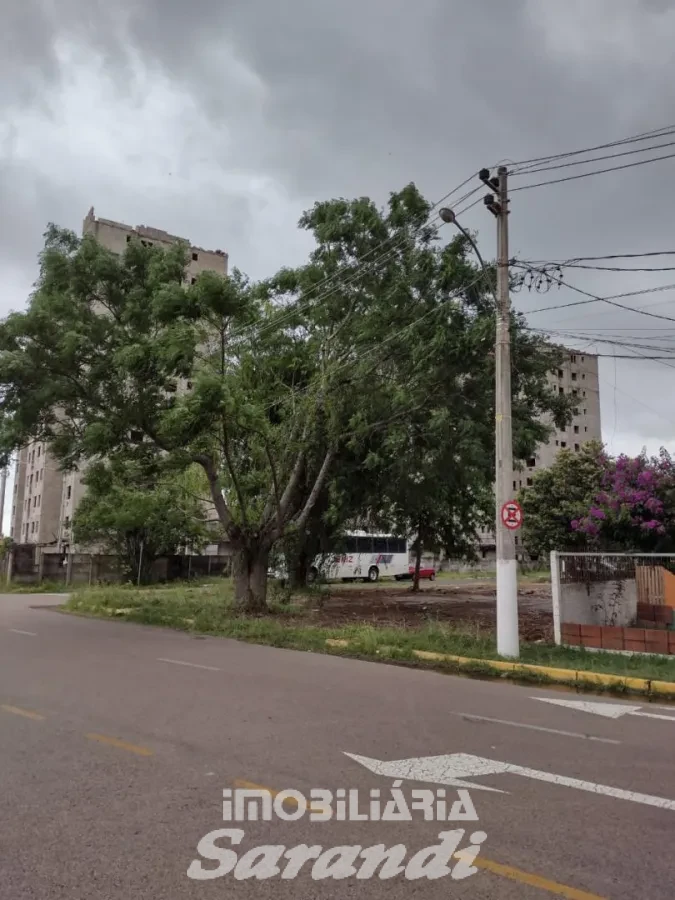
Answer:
xmin=501 ymin=499 xmax=523 ymax=530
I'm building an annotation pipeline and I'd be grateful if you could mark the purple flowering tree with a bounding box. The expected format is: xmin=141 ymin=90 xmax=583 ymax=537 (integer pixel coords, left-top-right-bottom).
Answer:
xmin=572 ymin=449 xmax=675 ymax=551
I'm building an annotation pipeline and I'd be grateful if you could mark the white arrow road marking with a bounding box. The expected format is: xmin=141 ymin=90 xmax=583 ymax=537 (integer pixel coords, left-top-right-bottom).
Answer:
xmin=345 ymin=751 xmax=675 ymax=811
xmin=535 ymin=696 xmax=675 ymax=722
xmin=9 ymin=629 xmax=37 ymax=636
xmin=344 ymin=752 xmax=508 ymax=792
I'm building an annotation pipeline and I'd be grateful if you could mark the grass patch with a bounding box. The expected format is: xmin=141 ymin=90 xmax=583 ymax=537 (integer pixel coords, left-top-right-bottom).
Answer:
xmin=1 ymin=580 xmax=73 ymax=594
xmin=64 ymin=583 xmax=675 ymax=688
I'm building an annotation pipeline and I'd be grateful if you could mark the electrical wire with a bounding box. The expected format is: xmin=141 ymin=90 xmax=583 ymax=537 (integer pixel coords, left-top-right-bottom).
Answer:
xmin=522 ymin=251 xmax=675 ymax=264
xmin=509 ymin=122 xmax=675 ymax=172
xmin=510 ymin=138 xmax=675 ymax=177
xmin=218 ymin=173 xmax=483 ymax=349
xmin=513 ymin=264 xmax=675 ymax=321
xmin=510 ymin=149 xmax=675 ymax=193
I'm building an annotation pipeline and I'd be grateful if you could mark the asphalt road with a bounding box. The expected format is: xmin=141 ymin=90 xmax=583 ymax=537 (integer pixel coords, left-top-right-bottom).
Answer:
xmin=1 ymin=593 xmax=674 ymax=898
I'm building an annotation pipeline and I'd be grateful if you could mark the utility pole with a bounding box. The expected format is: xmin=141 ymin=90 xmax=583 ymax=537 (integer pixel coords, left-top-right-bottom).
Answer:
xmin=0 ymin=466 xmax=7 ymax=537
xmin=481 ymin=165 xmax=519 ymax=658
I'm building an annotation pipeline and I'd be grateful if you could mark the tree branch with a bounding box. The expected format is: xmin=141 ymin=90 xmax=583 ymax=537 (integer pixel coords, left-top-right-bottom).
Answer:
xmin=294 ymin=447 xmax=335 ymax=534
xmin=221 ymin=420 xmax=248 ymax=527
xmin=261 ymin=438 xmax=283 ymax=530
xmin=193 ymin=452 xmax=234 ymax=532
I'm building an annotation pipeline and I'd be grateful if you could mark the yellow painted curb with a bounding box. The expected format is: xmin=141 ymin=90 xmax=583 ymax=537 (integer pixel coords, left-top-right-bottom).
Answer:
xmin=324 ymin=639 xmax=675 ymax=697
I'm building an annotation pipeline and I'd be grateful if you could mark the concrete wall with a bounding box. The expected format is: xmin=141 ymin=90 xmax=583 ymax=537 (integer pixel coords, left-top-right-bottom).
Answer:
xmin=560 ymin=579 xmax=638 ymax=627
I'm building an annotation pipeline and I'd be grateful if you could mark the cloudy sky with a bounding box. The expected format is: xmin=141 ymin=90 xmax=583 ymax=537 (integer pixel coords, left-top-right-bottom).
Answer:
xmin=3 ymin=0 xmax=675 ymax=504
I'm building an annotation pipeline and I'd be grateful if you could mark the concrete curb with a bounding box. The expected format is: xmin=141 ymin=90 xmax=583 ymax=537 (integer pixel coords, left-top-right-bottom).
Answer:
xmin=325 ymin=640 xmax=675 ymax=697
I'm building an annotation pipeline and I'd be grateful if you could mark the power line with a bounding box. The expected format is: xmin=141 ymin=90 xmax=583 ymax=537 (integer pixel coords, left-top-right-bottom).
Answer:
xmin=509 ymin=122 xmax=675 ymax=171
xmin=522 ymin=250 xmax=675 ymax=264
xmin=510 ymin=149 xmax=675 ymax=193
xmin=511 ymin=138 xmax=675 ymax=177
xmin=222 ymin=173 xmax=482 ymax=348
xmin=550 ymin=263 xmax=675 ymax=273
xmin=514 ymin=265 xmax=675 ymax=320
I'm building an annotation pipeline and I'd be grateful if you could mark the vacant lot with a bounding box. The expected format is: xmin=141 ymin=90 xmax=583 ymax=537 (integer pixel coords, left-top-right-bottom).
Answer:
xmin=311 ymin=579 xmax=553 ymax=642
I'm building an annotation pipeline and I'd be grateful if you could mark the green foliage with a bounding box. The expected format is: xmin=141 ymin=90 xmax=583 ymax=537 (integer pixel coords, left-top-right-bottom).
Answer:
xmin=0 ymin=184 xmax=572 ymax=608
xmin=519 ymin=441 xmax=605 ymax=557
xmin=73 ymin=454 xmax=210 ymax=581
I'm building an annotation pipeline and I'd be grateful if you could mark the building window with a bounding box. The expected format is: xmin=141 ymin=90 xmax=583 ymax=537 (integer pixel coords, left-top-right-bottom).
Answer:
xmin=574 ymin=444 xmax=580 ymax=451
xmin=192 ymin=252 xmax=198 ymax=261
xmin=191 ymin=277 xmax=196 ymax=285
xmin=572 ymin=389 xmax=578 ymax=397
xmin=555 ymin=440 xmax=559 ymax=446
xmin=582 ymin=391 xmax=586 ymax=397
xmin=526 ymin=477 xmax=533 ymax=486
xmin=584 ymin=426 xmax=588 ymax=432
xmin=583 ymin=408 xmax=587 ymax=415
xmin=67 ymin=485 xmax=72 ymax=500
xmin=571 ymin=355 xmax=577 ymax=363
xmin=37 ymin=445 xmax=41 ymax=457
xmin=582 ymin=373 xmax=586 ymax=380
xmin=571 ymin=372 xmax=577 ymax=381
xmin=37 ymin=495 xmax=41 ymax=507
xmin=560 ymin=441 xmax=567 ymax=448
xmin=33 ymin=496 xmax=37 ymax=508
xmin=581 ymin=356 xmax=585 ymax=362
xmin=557 ymin=369 xmax=563 ymax=378
xmin=527 ymin=458 xmax=536 ymax=468
xmin=513 ymin=480 xmax=517 ymax=490
xmin=574 ymin=425 xmax=579 ymax=434
xmin=31 ymin=522 xmax=35 ymax=534
xmin=573 ymin=407 xmax=579 ymax=415
xmin=126 ymin=235 xmax=132 ymax=243
xmin=558 ymin=387 xmax=564 ymax=395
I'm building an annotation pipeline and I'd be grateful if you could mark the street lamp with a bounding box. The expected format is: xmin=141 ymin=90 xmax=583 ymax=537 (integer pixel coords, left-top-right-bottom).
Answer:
xmin=439 ymin=208 xmax=489 ymax=273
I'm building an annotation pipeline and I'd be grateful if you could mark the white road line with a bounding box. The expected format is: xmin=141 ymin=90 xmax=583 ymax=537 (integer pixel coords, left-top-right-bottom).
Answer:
xmin=456 ymin=712 xmax=620 ymax=745
xmin=157 ymin=657 xmax=220 ymax=672
xmin=630 ymin=710 xmax=675 ymax=722
xmin=9 ymin=628 xmax=37 ymax=636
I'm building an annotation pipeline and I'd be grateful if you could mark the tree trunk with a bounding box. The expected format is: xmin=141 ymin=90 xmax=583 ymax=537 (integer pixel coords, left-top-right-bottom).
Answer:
xmin=233 ymin=545 xmax=270 ymax=613
xmin=289 ymin=544 xmax=310 ymax=590
xmin=412 ymin=531 xmax=423 ymax=593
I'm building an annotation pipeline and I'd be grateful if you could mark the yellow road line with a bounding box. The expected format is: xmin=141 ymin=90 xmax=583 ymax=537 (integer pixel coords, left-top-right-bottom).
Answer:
xmin=85 ymin=733 xmax=153 ymax=757
xmin=1 ymin=704 xmax=45 ymax=721
xmin=456 ymin=852 xmax=606 ymax=899
xmin=234 ymin=778 xmax=605 ymax=897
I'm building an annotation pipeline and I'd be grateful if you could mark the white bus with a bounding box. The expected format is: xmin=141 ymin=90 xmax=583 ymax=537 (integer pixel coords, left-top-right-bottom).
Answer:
xmin=309 ymin=531 xmax=409 ymax=583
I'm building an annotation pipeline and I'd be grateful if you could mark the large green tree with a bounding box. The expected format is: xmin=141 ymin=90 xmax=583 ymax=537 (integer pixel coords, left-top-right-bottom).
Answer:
xmin=0 ymin=185 xmax=571 ymax=609
xmin=74 ymin=454 xmax=211 ymax=582
xmin=518 ymin=441 xmax=605 ymax=558
xmin=0 ymin=228 xmax=338 ymax=610
xmin=262 ymin=187 xmax=571 ymax=586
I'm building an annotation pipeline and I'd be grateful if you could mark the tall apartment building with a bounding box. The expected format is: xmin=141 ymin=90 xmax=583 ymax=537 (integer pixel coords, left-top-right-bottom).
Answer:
xmin=10 ymin=209 xmax=228 ymax=550
xmin=477 ymin=349 xmax=602 ymax=554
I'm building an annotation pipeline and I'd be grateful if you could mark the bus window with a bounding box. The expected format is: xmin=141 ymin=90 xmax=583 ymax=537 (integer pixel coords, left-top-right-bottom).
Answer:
xmin=356 ymin=536 xmax=373 ymax=553
xmin=344 ymin=536 xmax=357 ymax=554
xmin=373 ymin=537 xmax=387 ymax=553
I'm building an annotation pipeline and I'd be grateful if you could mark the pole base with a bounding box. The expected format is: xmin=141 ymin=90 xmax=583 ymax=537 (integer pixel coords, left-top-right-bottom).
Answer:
xmin=497 ymin=558 xmax=519 ymax=658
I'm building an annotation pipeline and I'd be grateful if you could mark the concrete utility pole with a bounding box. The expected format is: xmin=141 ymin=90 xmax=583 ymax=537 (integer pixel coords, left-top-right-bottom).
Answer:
xmin=0 ymin=467 xmax=7 ymax=537
xmin=481 ymin=165 xmax=519 ymax=658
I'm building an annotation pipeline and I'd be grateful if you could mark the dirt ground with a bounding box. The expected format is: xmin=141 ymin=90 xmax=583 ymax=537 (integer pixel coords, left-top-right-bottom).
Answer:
xmin=311 ymin=580 xmax=554 ymax=642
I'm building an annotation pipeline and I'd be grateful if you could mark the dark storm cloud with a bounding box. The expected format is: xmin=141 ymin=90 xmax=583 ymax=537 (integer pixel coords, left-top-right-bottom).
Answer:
xmin=3 ymin=0 xmax=675 ymax=449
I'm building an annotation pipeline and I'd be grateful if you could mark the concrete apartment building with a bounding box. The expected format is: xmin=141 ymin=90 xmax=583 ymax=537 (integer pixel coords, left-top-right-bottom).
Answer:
xmin=10 ymin=209 xmax=228 ymax=551
xmin=477 ymin=349 xmax=602 ymax=555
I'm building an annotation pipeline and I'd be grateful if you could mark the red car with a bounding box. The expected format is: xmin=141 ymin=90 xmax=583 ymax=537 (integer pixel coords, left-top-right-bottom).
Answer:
xmin=395 ymin=565 xmax=436 ymax=581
